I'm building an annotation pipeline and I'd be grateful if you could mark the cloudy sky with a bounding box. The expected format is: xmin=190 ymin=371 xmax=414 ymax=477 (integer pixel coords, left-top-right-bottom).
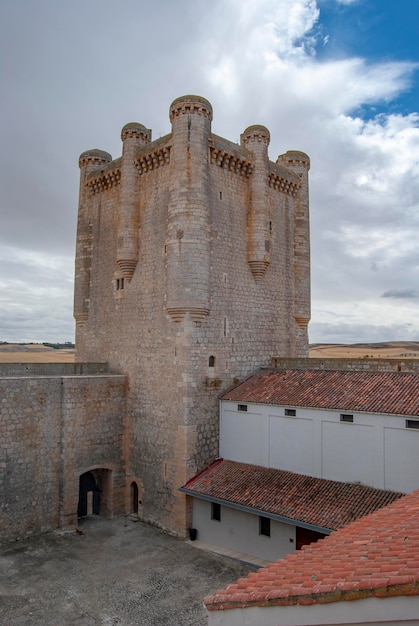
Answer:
xmin=0 ymin=0 xmax=418 ymax=344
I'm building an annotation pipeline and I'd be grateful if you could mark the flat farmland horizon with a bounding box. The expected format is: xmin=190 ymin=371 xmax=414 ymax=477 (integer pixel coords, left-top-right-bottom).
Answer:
xmin=309 ymin=341 xmax=419 ymax=360
xmin=1 ymin=341 xmax=418 ymax=363
xmin=0 ymin=343 xmax=75 ymax=363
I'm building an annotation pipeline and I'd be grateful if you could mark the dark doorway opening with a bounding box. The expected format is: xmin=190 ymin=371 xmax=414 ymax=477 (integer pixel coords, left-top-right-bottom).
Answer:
xmin=296 ymin=526 xmax=327 ymax=550
xmin=78 ymin=471 xmax=100 ymax=518
xmin=131 ymin=482 xmax=139 ymax=514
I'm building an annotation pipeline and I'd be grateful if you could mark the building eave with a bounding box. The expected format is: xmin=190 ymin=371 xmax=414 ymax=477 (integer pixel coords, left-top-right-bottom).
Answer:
xmin=179 ymin=486 xmax=333 ymax=534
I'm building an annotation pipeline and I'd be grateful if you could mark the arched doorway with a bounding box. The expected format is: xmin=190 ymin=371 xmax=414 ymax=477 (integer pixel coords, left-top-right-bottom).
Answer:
xmin=130 ymin=482 xmax=139 ymax=514
xmin=78 ymin=471 xmax=100 ymax=518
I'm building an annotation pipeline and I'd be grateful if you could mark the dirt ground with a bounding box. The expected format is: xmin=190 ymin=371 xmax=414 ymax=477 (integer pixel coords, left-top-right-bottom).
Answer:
xmin=0 ymin=516 xmax=252 ymax=626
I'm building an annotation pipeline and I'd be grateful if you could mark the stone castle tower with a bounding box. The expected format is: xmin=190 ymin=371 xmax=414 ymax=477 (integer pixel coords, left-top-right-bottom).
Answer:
xmin=74 ymin=95 xmax=310 ymax=535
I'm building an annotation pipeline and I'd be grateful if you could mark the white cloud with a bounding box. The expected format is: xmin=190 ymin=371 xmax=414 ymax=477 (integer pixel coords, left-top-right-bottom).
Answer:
xmin=198 ymin=0 xmax=419 ymax=341
xmin=311 ymin=297 xmax=419 ymax=344
xmin=0 ymin=247 xmax=74 ymax=342
xmin=0 ymin=0 xmax=418 ymax=344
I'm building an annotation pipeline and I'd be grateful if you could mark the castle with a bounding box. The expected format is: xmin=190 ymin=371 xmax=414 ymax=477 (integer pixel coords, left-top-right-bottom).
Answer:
xmin=0 ymin=95 xmax=310 ymax=540
xmin=73 ymin=95 xmax=311 ymax=535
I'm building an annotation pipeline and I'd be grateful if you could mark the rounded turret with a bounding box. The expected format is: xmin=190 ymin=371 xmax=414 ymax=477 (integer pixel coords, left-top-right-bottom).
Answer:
xmin=75 ymin=150 xmax=112 ymax=328
xmin=241 ymin=126 xmax=271 ymax=281
xmin=241 ymin=125 xmax=270 ymax=147
xmin=121 ymin=122 xmax=151 ymax=144
xmin=117 ymin=123 xmax=150 ymax=281
xmin=277 ymin=150 xmax=310 ymax=170
xmin=278 ymin=151 xmax=311 ymax=352
xmin=166 ymin=95 xmax=212 ymax=321
xmin=169 ymin=95 xmax=213 ymax=123
xmin=79 ymin=149 xmax=112 ymax=169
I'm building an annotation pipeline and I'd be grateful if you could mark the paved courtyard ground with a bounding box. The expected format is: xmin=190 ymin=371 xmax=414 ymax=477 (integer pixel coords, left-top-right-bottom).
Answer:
xmin=0 ymin=516 xmax=253 ymax=625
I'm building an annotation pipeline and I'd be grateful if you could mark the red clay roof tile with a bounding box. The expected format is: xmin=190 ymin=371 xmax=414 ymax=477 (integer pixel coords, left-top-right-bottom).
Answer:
xmin=221 ymin=369 xmax=419 ymax=416
xmin=204 ymin=489 xmax=419 ymax=611
xmin=181 ymin=459 xmax=403 ymax=531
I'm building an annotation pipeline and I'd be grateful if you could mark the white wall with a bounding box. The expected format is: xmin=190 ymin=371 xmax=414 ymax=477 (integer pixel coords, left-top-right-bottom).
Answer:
xmin=207 ymin=595 xmax=419 ymax=626
xmin=384 ymin=427 xmax=419 ymax=492
xmin=192 ymin=498 xmax=296 ymax=562
xmin=220 ymin=406 xmax=269 ymax=466
xmin=269 ymin=414 xmax=315 ymax=475
xmin=220 ymin=401 xmax=419 ymax=492
xmin=321 ymin=422 xmax=375 ymax=485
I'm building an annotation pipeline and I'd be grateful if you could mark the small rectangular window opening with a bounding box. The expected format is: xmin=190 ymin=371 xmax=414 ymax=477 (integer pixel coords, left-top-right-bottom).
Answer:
xmin=285 ymin=408 xmax=296 ymax=417
xmin=211 ymin=502 xmax=221 ymax=521
xmin=116 ymin=278 xmax=125 ymax=291
xmin=238 ymin=404 xmax=248 ymax=412
xmin=340 ymin=414 xmax=354 ymax=423
xmin=259 ymin=516 xmax=271 ymax=537
xmin=406 ymin=419 xmax=419 ymax=429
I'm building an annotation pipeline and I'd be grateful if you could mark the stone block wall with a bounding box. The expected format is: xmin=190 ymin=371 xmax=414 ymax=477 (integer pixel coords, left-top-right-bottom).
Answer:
xmin=271 ymin=357 xmax=419 ymax=373
xmin=0 ymin=377 xmax=61 ymax=540
xmin=0 ymin=363 xmax=108 ymax=377
xmin=0 ymin=374 xmax=126 ymax=542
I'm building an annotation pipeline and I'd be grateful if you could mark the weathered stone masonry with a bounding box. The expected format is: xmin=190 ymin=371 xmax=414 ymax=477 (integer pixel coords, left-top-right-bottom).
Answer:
xmin=0 ymin=95 xmax=311 ymax=541
xmin=0 ymin=373 xmax=126 ymax=541
xmin=74 ymin=95 xmax=311 ymax=536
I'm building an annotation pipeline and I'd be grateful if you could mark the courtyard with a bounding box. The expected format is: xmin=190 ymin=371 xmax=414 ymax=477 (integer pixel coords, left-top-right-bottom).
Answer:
xmin=0 ymin=516 xmax=253 ymax=625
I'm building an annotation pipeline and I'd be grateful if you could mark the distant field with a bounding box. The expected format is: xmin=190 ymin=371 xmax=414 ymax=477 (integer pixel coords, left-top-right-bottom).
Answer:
xmin=1 ymin=341 xmax=418 ymax=364
xmin=0 ymin=344 xmax=75 ymax=363
xmin=309 ymin=341 xmax=419 ymax=360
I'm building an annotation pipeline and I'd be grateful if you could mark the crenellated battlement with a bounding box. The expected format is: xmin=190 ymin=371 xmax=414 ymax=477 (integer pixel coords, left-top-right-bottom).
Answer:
xmin=241 ymin=124 xmax=271 ymax=147
xmin=169 ymin=94 xmax=213 ymax=122
xmin=209 ymin=145 xmax=253 ymax=177
xmin=268 ymin=165 xmax=300 ymax=196
xmin=277 ymin=150 xmax=310 ymax=170
xmin=135 ymin=144 xmax=171 ymax=175
xmin=121 ymin=122 xmax=151 ymax=143
xmin=87 ymin=162 xmax=122 ymax=194
xmin=79 ymin=149 xmax=112 ymax=169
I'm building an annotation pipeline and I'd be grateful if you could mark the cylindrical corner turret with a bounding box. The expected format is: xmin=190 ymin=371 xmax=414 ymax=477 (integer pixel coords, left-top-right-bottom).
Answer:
xmin=277 ymin=150 xmax=311 ymax=354
xmin=241 ymin=125 xmax=271 ymax=281
xmin=169 ymin=95 xmax=213 ymax=124
xmin=121 ymin=122 xmax=151 ymax=144
xmin=277 ymin=150 xmax=310 ymax=171
xmin=79 ymin=149 xmax=112 ymax=170
xmin=74 ymin=149 xmax=113 ymax=327
xmin=166 ymin=95 xmax=213 ymax=322
xmin=117 ymin=123 xmax=151 ymax=281
xmin=241 ymin=125 xmax=270 ymax=148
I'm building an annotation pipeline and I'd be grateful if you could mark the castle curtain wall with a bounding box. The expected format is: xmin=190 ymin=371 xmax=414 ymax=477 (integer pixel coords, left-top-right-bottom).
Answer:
xmin=0 ymin=374 xmax=126 ymax=541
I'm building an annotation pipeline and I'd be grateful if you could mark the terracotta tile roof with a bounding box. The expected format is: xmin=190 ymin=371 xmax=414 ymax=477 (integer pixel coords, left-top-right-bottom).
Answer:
xmin=181 ymin=459 xmax=402 ymax=532
xmin=204 ymin=488 xmax=419 ymax=611
xmin=221 ymin=368 xmax=419 ymax=416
